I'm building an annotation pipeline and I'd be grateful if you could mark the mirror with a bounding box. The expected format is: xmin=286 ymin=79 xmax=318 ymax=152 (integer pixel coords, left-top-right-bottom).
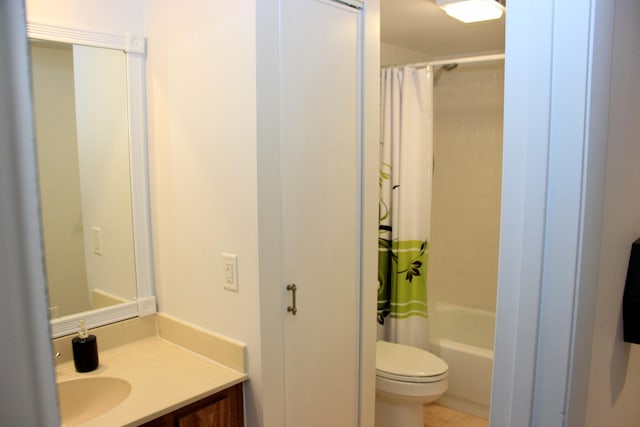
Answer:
xmin=30 ymin=40 xmax=136 ymax=318
xmin=27 ymin=23 xmax=156 ymax=338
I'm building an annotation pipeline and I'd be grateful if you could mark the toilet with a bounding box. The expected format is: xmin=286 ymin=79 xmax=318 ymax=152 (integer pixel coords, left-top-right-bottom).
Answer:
xmin=375 ymin=340 xmax=448 ymax=427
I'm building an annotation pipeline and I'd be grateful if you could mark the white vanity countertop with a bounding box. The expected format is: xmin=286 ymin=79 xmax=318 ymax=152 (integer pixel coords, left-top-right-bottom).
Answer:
xmin=55 ymin=336 xmax=247 ymax=426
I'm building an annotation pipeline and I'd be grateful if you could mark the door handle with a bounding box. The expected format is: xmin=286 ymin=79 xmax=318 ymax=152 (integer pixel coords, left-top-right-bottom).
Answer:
xmin=287 ymin=284 xmax=298 ymax=315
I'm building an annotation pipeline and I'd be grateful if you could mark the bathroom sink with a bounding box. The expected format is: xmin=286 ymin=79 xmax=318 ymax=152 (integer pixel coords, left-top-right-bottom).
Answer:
xmin=57 ymin=377 xmax=131 ymax=425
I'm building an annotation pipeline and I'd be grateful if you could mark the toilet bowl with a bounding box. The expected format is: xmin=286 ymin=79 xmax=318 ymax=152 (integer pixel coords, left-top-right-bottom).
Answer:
xmin=375 ymin=340 xmax=448 ymax=427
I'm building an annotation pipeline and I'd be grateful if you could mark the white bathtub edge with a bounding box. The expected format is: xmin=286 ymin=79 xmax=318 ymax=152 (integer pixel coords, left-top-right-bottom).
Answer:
xmin=438 ymin=338 xmax=494 ymax=359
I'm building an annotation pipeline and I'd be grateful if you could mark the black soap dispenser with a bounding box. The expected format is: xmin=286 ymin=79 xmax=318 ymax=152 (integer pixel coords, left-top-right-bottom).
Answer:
xmin=72 ymin=320 xmax=99 ymax=372
xmin=623 ymin=238 xmax=640 ymax=344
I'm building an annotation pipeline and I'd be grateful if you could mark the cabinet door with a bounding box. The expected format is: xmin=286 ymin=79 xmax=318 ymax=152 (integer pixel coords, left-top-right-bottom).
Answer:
xmin=175 ymin=397 xmax=231 ymax=427
xmin=280 ymin=0 xmax=364 ymax=426
xmin=174 ymin=384 xmax=243 ymax=427
xmin=141 ymin=383 xmax=243 ymax=427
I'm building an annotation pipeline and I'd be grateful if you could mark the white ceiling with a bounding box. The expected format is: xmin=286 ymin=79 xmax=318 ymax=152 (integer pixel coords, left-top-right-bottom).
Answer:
xmin=381 ymin=0 xmax=505 ymax=59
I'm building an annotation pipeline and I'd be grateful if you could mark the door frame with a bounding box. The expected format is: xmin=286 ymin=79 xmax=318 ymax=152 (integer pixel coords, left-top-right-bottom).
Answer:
xmin=491 ymin=0 xmax=615 ymax=425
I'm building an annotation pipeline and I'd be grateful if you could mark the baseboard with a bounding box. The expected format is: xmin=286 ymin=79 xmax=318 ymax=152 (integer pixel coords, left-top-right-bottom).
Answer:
xmin=436 ymin=395 xmax=490 ymax=419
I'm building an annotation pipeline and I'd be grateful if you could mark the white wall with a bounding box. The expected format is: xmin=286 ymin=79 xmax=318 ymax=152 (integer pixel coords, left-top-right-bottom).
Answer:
xmin=585 ymin=0 xmax=640 ymax=425
xmin=26 ymin=0 xmax=143 ymax=35
xmin=143 ymin=1 xmax=262 ymax=425
xmin=380 ymin=42 xmax=427 ymax=67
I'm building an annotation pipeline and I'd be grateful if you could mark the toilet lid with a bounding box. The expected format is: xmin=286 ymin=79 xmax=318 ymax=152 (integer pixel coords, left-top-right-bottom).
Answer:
xmin=376 ymin=341 xmax=448 ymax=380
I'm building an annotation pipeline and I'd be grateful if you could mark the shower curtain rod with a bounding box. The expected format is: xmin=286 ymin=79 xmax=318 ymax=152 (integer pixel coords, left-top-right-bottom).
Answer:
xmin=409 ymin=53 xmax=505 ymax=69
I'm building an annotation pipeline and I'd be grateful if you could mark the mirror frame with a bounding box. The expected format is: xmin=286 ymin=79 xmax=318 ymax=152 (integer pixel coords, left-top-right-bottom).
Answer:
xmin=27 ymin=22 xmax=156 ymax=338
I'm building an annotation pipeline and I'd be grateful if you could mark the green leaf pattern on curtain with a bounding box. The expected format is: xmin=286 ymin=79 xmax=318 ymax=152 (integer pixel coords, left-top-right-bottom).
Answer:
xmin=377 ymin=162 xmax=429 ymax=325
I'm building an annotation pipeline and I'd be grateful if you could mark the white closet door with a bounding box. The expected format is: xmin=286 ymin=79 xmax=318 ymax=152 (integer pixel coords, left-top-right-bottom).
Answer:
xmin=280 ymin=0 xmax=364 ymax=425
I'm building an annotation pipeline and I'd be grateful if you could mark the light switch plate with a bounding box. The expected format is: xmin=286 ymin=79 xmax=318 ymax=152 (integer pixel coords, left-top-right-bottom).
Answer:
xmin=222 ymin=253 xmax=239 ymax=292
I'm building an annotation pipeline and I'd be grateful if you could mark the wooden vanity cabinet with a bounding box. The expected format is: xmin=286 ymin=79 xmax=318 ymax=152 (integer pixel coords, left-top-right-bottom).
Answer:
xmin=141 ymin=383 xmax=244 ymax=427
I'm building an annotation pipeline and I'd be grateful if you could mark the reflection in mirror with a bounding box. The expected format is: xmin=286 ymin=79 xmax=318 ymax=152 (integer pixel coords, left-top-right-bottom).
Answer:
xmin=30 ymin=40 xmax=138 ymax=318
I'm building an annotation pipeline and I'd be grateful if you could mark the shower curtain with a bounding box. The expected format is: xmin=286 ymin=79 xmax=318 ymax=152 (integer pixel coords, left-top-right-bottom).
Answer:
xmin=377 ymin=65 xmax=434 ymax=350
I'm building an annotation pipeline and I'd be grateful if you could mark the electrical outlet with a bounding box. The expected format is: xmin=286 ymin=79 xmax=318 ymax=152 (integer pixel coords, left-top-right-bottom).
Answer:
xmin=222 ymin=253 xmax=239 ymax=292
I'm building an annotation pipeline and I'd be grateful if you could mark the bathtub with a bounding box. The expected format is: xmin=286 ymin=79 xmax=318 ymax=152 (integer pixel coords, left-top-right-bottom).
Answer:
xmin=433 ymin=303 xmax=495 ymax=419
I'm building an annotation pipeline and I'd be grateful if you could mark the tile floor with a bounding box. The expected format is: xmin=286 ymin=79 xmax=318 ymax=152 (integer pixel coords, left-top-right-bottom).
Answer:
xmin=423 ymin=404 xmax=489 ymax=427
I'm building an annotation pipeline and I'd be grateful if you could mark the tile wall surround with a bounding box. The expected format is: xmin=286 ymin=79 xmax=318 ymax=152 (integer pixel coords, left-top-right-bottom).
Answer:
xmin=429 ymin=62 xmax=504 ymax=313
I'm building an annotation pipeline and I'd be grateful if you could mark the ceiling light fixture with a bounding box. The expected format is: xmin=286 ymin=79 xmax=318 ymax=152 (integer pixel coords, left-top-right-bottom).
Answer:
xmin=435 ymin=0 xmax=506 ymax=23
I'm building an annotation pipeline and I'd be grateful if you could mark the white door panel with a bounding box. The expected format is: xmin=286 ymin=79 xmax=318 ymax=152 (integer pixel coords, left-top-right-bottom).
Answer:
xmin=280 ymin=0 xmax=363 ymax=425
